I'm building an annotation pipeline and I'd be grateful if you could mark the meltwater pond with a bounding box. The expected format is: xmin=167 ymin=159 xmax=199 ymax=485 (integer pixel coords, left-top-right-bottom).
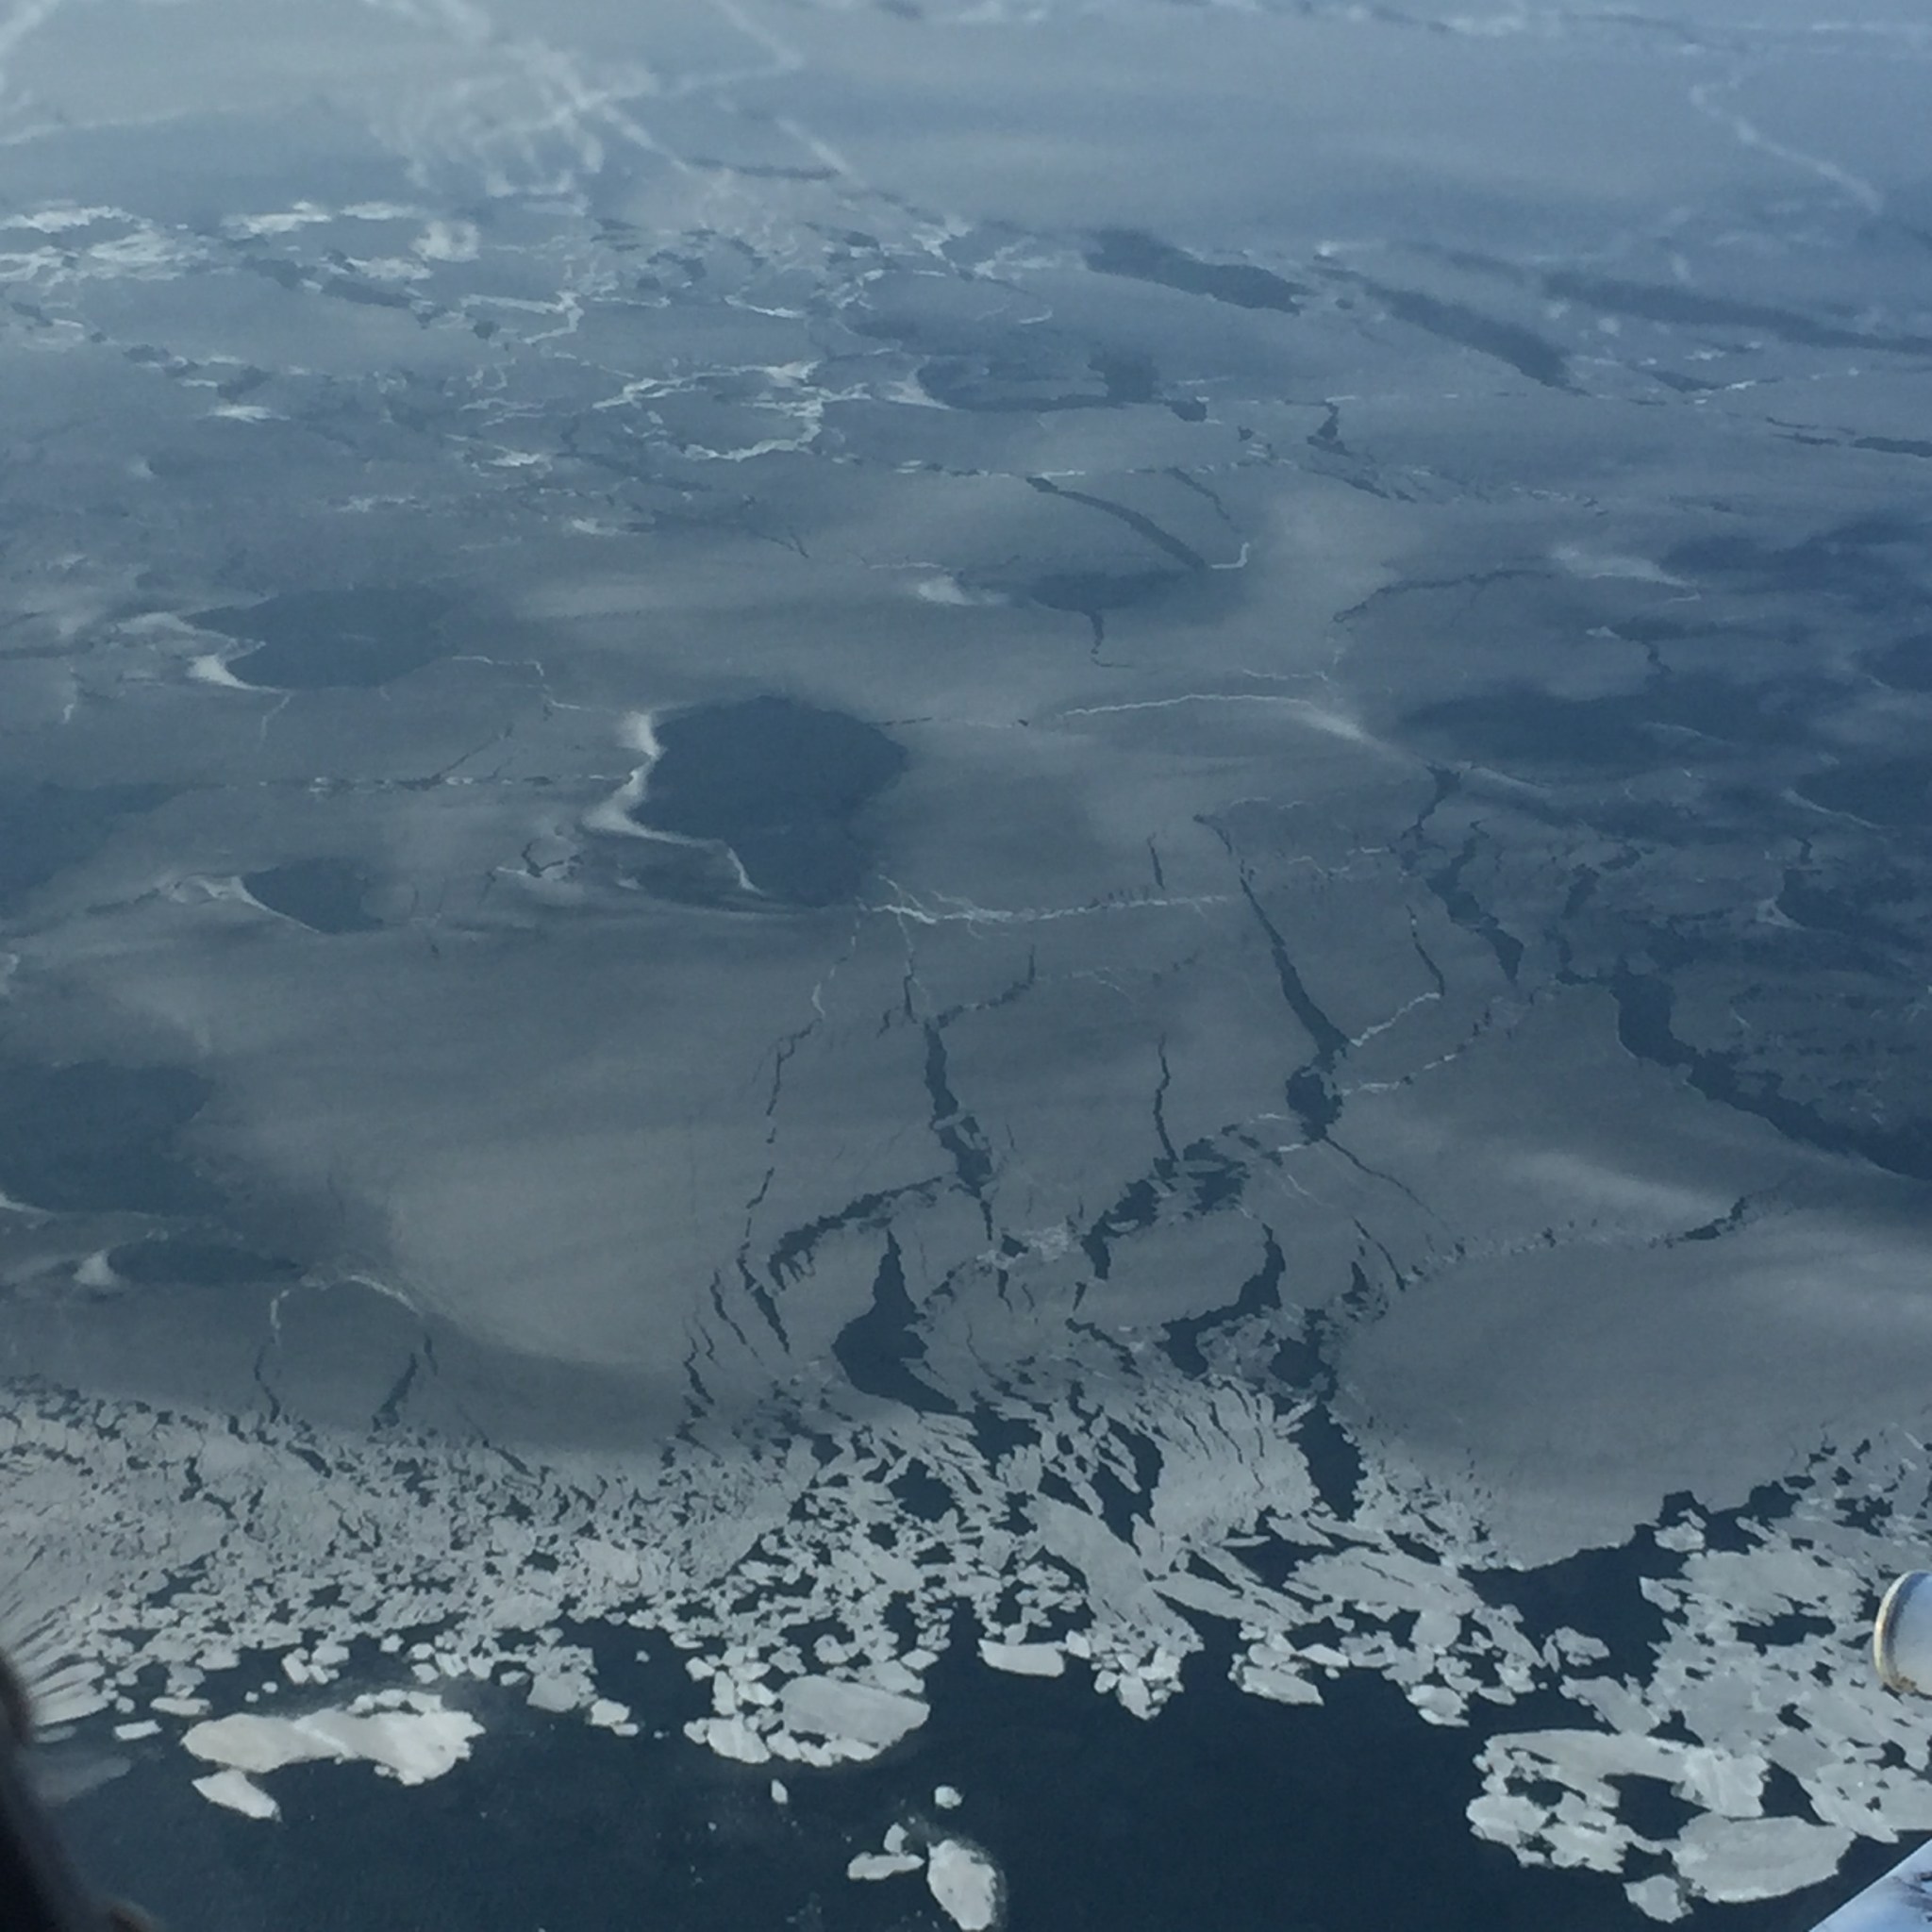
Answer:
xmin=7 ymin=0 xmax=1932 ymax=1927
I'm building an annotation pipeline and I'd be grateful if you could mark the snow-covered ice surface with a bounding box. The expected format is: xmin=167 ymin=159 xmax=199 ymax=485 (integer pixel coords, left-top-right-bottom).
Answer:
xmin=4 ymin=0 xmax=1932 ymax=1926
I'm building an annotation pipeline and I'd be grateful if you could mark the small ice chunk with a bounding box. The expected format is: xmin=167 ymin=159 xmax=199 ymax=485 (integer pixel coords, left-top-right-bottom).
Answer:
xmin=935 ymin=1785 xmax=963 ymax=1810
xmin=1627 ymin=1875 xmax=1688 ymax=1923
xmin=779 ymin=1676 xmax=928 ymax=1750
xmin=1240 ymin=1663 xmax=1323 ymax=1707
xmin=849 ymin=1853 xmax=924 ymax=1881
xmin=587 ymin=1700 xmax=630 ymax=1730
xmin=525 ymin=1672 xmax=584 ymax=1714
xmin=113 ymin=1721 xmax=161 ymax=1741
xmin=192 ymin=1770 xmax=280 ymax=1821
xmin=151 ymin=1696 xmax=208 ymax=1719
xmin=885 ymin=1824 xmax=909 ymax=1855
xmin=977 ymin=1641 xmax=1063 ymax=1679
xmin=927 ymin=1840 xmax=1001 ymax=1930
xmin=770 ymin=1780 xmax=790 ymax=1806
xmin=1407 ymin=1684 xmax=1464 ymax=1725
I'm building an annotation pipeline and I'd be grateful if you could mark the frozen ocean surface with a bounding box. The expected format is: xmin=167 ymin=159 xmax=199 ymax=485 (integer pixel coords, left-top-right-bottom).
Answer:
xmin=4 ymin=0 xmax=1932 ymax=1925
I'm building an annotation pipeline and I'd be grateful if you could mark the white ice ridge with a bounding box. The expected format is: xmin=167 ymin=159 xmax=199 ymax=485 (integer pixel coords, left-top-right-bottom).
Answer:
xmin=7 ymin=1379 xmax=1930 ymax=1912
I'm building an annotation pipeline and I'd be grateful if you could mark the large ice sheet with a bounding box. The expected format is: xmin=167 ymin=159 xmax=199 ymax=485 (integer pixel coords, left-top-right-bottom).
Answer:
xmin=4 ymin=0 xmax=1932 ymax=1920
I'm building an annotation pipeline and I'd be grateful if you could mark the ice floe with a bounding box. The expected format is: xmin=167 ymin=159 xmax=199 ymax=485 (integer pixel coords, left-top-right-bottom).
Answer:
xmin=977 ymin=1640 xmax=1064 ymax=1677
xmin=849 ymin=1852 xmax=924 ymax=1880
xmin=928 ymin=1839 xmax=1003 ymax=1931
xmin=780 ymin=1674 xmax=930 ymax=1752
xmin=192 ymin=1768 xmax=280 ymax=1821
xmin=182 ymin=1691 xmax=481 ymax=1807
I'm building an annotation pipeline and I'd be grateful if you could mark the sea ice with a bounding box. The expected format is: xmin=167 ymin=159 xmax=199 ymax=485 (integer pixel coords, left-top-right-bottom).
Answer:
xmin=927 ymin=1840 xmax=1001 ymax=1930
xmin=182 ymin=1697 xmax=481 ymax=1791
xmin=779 ymin=1674 xmax=928 ymax=1750
xmin=684 ymin=1715 xmax=771 ymax=1764
xmin=976 ymin=1641 xmax=1064 ymax=1678
xmin=192 ymin=1769 xmax=280 ymax=1821
xmin=848 ymin=1853 xmax=924 ymax=1881
xmin=1625 ymin=1876 xmax=1687 ymax=1924
xmin=1673 ymin=1815 xmax=1853 ymax=1905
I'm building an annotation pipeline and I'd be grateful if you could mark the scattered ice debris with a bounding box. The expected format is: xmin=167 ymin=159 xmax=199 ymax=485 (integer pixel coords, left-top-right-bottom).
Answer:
xmin=11 ymin=1381 xmax=1932 ymax=1913
xmin=927 ymin=1839 xmax=1002 ymax=1930
xmin=182 ymin=1691 xmax=480 ymax=1807
xmin=935 ymin=1784 xmax=963 ymax=1810
xmin=192 ymin=1769 xmax=279 ymax=1822
xmin=977 ymin=1640 xmax=1063 ymax=1678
